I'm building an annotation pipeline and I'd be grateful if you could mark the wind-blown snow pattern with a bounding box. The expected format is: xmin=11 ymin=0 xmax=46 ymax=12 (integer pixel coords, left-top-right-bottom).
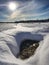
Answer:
xmin=0 ymin=23 xmax=49 ymax=65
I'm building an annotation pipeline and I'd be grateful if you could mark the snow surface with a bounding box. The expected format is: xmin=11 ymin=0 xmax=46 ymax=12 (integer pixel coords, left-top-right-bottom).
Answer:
xmin=0 ymin=23 xmax=49 ymax=65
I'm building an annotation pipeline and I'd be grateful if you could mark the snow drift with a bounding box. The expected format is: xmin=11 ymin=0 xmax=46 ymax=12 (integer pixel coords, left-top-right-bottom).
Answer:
xmin=0 ymin=23 xmax=49 ymax=65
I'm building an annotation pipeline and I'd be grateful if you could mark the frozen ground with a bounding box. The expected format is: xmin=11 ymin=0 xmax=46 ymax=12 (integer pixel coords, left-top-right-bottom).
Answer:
xmin=0 ymin=23 xmax=49 ymax=65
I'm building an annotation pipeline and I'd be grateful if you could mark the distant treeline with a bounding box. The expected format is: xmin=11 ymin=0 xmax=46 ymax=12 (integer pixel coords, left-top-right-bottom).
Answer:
xmin=15 ymin=19 xmax=49 ymax=23
xmin=0 ymin=19 xmax=49 ymax=23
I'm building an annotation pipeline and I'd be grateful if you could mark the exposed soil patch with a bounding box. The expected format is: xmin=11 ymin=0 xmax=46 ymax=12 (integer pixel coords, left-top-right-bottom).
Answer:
xmin=18 ymin=39 xmax=39 ymax=60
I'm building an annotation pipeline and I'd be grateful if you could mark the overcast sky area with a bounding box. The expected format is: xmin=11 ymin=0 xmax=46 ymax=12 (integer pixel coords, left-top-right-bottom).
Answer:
xmin=0 ymin=0 xmax=49 ymax=22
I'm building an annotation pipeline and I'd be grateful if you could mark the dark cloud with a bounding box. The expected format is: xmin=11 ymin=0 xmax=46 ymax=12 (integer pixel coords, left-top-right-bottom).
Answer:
xmin=0 ymin=0 xmax=49 ymax=5
xmin=0 ymin=0 xmax=32 ymax=4
xmin=16 ymin=0 xmax=32 ymax=1
xmin=36 ymin=0 xmax=49 ymax=4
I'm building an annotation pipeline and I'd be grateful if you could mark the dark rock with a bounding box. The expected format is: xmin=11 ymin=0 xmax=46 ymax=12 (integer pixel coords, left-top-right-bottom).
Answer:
xmin=18 ymin=39 xmax=39 ymax=60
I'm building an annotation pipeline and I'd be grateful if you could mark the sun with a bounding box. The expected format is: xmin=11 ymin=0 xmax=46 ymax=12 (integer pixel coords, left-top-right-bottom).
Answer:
xmin=8 ymin=2 xmax=18 ymax=11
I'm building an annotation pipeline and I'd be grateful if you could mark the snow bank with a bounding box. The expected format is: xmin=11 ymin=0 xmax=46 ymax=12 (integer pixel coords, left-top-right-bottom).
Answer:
xmin=0 ymin=23 xmax=49 ymax=65
xmin=21 ymin=35 xmax=49 ymax=65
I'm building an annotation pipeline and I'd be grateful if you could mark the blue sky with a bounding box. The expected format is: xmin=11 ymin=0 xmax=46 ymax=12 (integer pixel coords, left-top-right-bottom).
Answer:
xmin=0 ymin=0 xmax=49 ymax=22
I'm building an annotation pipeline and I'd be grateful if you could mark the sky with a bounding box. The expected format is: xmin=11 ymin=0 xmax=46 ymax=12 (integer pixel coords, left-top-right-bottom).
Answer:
xmin=0 ymin=0 xmax=49 ymax=22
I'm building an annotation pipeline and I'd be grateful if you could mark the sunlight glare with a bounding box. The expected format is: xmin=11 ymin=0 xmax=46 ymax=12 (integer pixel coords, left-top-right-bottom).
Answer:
xmin=8 ymin=2 xmax=18 ymax=11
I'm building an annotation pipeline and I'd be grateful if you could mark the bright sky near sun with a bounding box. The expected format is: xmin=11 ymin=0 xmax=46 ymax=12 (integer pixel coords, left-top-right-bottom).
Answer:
xmin=0 ymin=0 xmax=49 ymax=22
xmin=8 ymin=2 xmax=17 ymax=11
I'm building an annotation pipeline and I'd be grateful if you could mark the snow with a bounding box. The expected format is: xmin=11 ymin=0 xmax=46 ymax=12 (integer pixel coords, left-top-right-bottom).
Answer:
xmin=0 ymin=23 xmax=49 ymax=65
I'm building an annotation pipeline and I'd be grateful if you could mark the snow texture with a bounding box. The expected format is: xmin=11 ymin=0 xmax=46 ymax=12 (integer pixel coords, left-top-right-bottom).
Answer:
xmin=0 ymin=23 xmax=49 ymax=65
